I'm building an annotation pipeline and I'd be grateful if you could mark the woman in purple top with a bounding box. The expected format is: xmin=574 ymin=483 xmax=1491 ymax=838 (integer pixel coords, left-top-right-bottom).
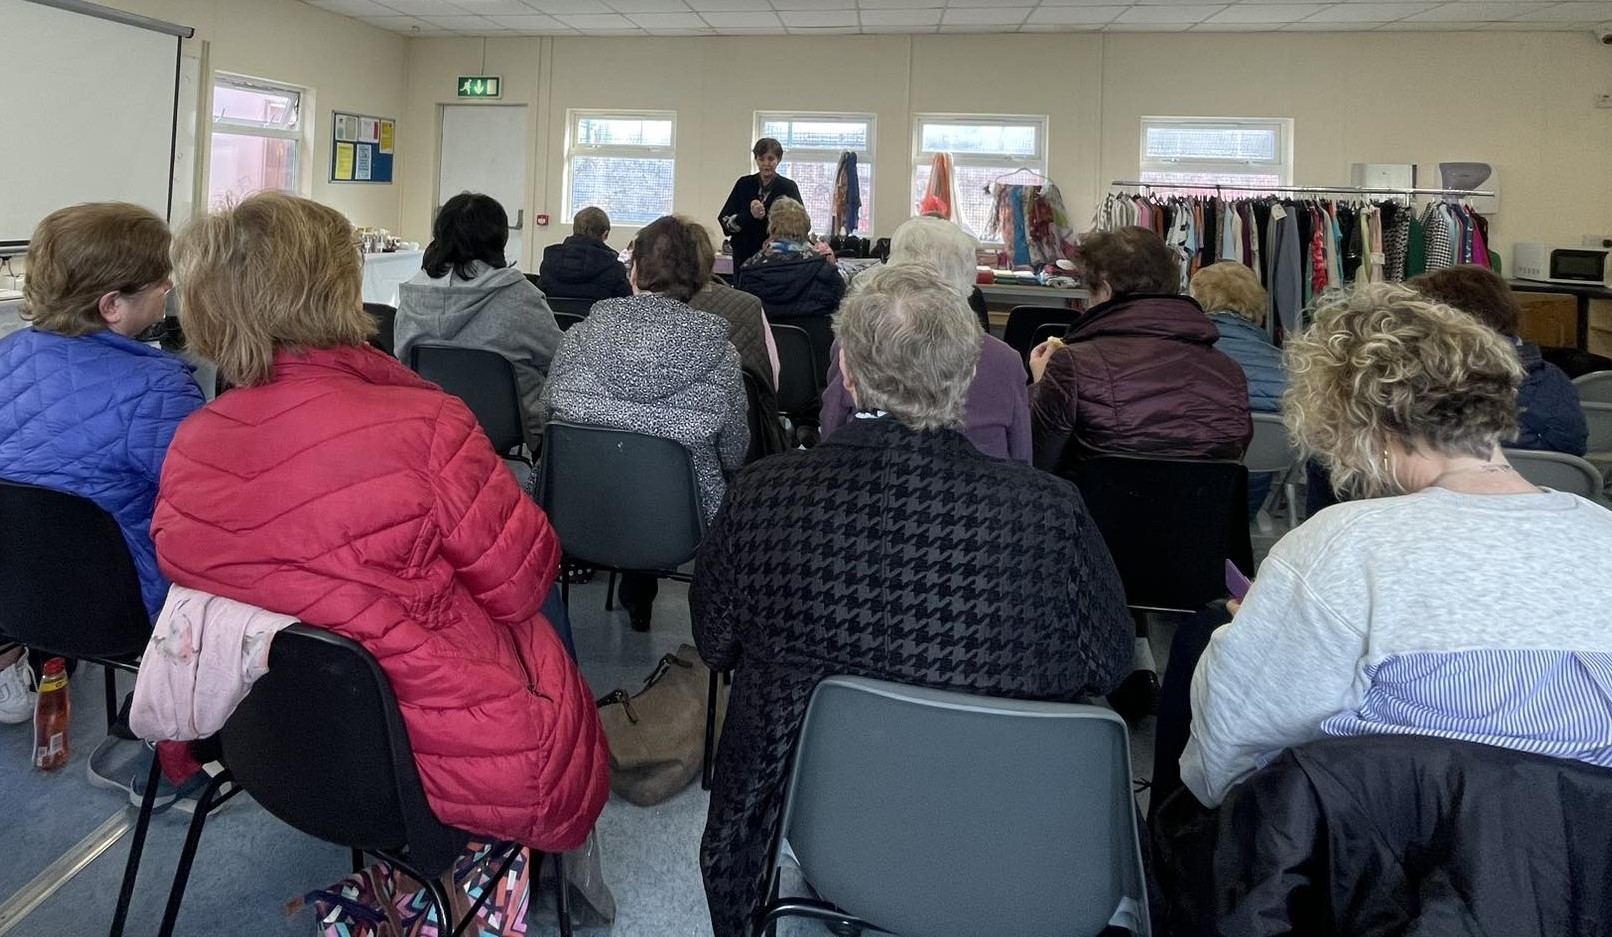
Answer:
xmin=821 ymin=217 xmax=1031 ymax=462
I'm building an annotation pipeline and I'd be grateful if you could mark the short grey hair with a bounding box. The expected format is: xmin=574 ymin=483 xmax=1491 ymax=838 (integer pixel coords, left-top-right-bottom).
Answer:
xmin=889 ymin=216 xmax=979 ymax=295
xmin=833 ymin=263 xmax=981 ymax=431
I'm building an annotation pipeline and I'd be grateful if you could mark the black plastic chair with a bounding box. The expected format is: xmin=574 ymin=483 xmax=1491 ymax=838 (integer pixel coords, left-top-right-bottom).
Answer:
xmin=158 ymin=625 xmax=558 ymax=937
xmin=1029 ymin=320 xmax=1071 ymax=349
xmin=545 ymin=296 xmax=597 ymax=316
xmin=1073 ymin=454 xmax=1253 ymax=613
xmin=1004 ymin=305 xmax=1079 ymax=367
xmin=742 ymin=369 xmax=774 ymax=464
xmin=769 ymin=323 xmax=822 ymax=425
xmin=364 ymin=302 xmax=397 ymax=357
xmin=0 ymin=480 xmax=168 ymax=937
xmin=536 ymin=422 xmax=723 ymax=787
xmin=554 ymin=311 xmax=585 ymax=332
xmin=406 ymin=343 xmax=528 ymax=459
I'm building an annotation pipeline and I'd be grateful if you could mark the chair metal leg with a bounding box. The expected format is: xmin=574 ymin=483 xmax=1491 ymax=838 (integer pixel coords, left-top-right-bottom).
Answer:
xmin=351 ymin=848 xmax=365 ymax=873
xmin=421 ymin=878 xmax=453 ymax=937
xmin=553 ymin=851 xmax=573 ymax=937
xmin=701 ymin=669 xmax=719 ymax=791
xmin=1285 ymin=480 xmax=1301 ymax=531
xmin=156 ymin=769 xmax=233 ymax=937
xmin=561 ymin=564 xmax=570 ymax=607
xmin=103 ymin=666 xmax=118 ymax=730
xmin=109 ymin=752 xmax=163 ymax=937
xmin=604 ymin=570 xmax=617 ymax=611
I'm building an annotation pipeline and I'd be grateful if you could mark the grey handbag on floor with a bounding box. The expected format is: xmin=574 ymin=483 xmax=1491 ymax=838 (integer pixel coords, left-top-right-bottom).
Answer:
xmin=597 ymin=643 xmax=727 ymax=806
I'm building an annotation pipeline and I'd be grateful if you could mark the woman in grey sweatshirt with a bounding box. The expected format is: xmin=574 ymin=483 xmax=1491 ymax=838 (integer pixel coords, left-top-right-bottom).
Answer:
xmin=395 ymin=192 xmax=562 ymax=449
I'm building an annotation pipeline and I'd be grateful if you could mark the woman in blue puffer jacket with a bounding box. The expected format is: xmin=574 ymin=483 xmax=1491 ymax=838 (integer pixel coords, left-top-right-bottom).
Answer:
xmin=0 ymin=203 xmax=203 ymax=790
xmin=1190 ymin=262 xmax=1286 ymax=517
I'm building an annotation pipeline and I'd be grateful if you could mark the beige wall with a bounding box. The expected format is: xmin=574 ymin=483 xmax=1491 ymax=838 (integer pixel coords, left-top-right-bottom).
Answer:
xmin=99 ymin=0 xmax=410 ymax=231
xmin=400 ymin=29 xmax=1611 ymax=271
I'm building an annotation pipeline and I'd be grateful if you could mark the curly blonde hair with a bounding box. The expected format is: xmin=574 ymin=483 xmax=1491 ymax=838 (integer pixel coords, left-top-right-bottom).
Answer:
xmin=1283 ymin=283 xmax=1524 ymax=499
xmin=1190 ymin=261 xmax=1268 ymax=326
xmin=766 ymin=196 xmax=811 ymax=241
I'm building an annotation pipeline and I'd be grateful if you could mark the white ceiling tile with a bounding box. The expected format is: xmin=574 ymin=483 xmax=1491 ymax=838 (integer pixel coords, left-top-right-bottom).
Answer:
xmin=1302 ymin=2 xmax=1433 ymax=19
xmin=947 ymin=0 xmax=1039 ymax=7
xmin=418 ymin=13 xmax=502 ymax=26
xmin=787 ymin=23 xmax=863 ymax=29
xmin=1401 ymin=1 xmax=1532 ymax=18
xmin=522 ymin=0 xmax=617 ymax=12
xmin=1191 ymin=19 xmax=1287 ymax=26
xmin=603 ymin=0 xmax=695 ymax=10
xmin=1282 ymin=18 xmax=1380 ymax=26
xmin=704 ymin=23 xmax=791 ymax=29
xmin=684 ymin=0 xmax=765 ymax=8
xmin=1018 ymin=21 xmax=1103 ymax=27
xmin=452 ymin=0 xmax=546 ymax=12
xmin=1483 ymin=16 xmax=1577 ymax=24
xmin=1105 ymin=21 xmax=1201 ymax=28
xmin=939 ymin=21 xmax=1021 ymax=27
xmin=1520 ymin=1 xmax=1612 ymax=19
xmin=859 ymin=7 xmax=943 ymax=22
xmin=1202 ymin=3 xmax=1325 ymax=20
xmin=486 ymin=12 xmax=568 ymax=25
xmin=644 ymin=24 xmax=716 ymax=29
xmin=624 ymin=10 xmax=705 ymax=24
xmin=378 ymin=0 xmax=465 ymax=12
xmin=941 ymin=5 xmax=1031 ymax=21
xmin=860 ymin=20 xmax=940 ymax=26
xmin=779 ymin=8 xmax=858 ymax=22
xmin=1380 ymin=18 xmax=1487 ymax=24
xmin=309 ymin=0 xmax=399 ymax=15
xmin=771 ymin=0 xmax=855 ymax=9
xmin=1113 ymin=4 xmax=1223 ymax=21
xmin=555 ymin=11 xmax=637 ymax=24
xmin=1026 ymin=4 xmax=1123 ymax=21
xmin=358 ymin=14 xmax=439 ymax=29
xmin=858 ymin=0 xmax=947 ymax=9
xmin=700 ymin=8 xmax=785 ymax=23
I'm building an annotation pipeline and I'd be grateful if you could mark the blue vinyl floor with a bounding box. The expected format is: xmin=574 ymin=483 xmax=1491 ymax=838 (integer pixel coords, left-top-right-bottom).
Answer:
xmin=0 ymin=515 xmax=1282 ymax=936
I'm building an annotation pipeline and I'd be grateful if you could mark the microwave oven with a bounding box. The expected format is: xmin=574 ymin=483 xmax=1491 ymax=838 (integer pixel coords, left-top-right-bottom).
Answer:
xmin=1513 ymin=244 xmax=1610 ymax=285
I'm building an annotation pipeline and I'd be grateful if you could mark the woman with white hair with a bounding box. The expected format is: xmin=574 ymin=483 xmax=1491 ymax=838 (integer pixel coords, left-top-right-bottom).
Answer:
xmin=820 ymin=216 xmax=1032 ymax=462
xmin=691 ymin=262 xmax=1130 ymax=937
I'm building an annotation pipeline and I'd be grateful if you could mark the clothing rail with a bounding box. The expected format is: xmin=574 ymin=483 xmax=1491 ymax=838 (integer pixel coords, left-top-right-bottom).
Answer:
xmin=1108 ymin=180 xmax=1496 ymax=198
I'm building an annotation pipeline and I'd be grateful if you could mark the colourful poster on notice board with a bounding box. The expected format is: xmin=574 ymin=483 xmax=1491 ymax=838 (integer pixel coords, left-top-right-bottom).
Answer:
xmin=334 ymin=143 xmax=355 ymax=181
xmin=331 ymin=110 xmax=395 ymax=184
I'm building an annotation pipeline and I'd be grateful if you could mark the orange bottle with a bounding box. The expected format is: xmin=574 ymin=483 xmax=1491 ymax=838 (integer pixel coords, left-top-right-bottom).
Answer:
xmin=33 ymin=658 xmax=70 ymax=771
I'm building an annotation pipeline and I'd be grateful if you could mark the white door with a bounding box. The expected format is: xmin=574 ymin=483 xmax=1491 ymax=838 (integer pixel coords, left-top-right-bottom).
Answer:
xmin=438 ymin=105 xmax=529 ymax=267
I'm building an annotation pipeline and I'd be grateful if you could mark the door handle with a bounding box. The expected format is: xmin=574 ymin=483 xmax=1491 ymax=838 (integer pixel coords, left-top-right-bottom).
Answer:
xmin=509 ymin=209 xmax=524 ymax=231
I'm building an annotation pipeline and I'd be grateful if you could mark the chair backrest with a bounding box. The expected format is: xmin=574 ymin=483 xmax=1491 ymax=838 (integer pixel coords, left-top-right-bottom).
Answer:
xmin=363 ymin=302 xmax=397 ymax=357
xmin=0 ymin=480 xmax=152 ymax=661
xmin=406 ymin=343 xmax=526 ymax=453
xmin=219 ymin=625 xmax=467 ymax=876
xmin=777 ymin=676 xmax=1149 ymax=937
xmin=1244 ymin=412 xmax=1299 ymax=475
xmin=1582 ymin=402 xmax=1612 ymax=454
xmin=545 ymin=296 xmax=597 ymax=316
xmin=1572 ymin=370 xmax=1612 ymax=404
xmin=537 ymin=421 xmax=706 ymax=571
xmin=1074 ymin=454 xmax=1253 ymax=611
xmin=1504 ymin=448 xmax=1605 ymax=499
xmin=1004 ymin=306 xmax=1077 ymax=363
xmin=1029 ymin=320 xmax=1071 ymax=349
xmin=741 ymin=368 xmax=788 ymax=463
xmin=769 ymin=323 xmax=821 ymax=420
xmin=553 ymin=311 xmax=585 ymax=332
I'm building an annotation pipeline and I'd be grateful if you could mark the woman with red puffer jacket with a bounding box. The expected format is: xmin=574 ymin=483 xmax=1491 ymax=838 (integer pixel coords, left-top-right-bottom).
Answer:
xmin=152 ymin=192 xmax=608 ymax=853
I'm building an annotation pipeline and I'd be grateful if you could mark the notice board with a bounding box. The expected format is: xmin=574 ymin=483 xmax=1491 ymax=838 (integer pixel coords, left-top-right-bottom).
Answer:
xmin=331 ymin=111 xmax=395 ymax=184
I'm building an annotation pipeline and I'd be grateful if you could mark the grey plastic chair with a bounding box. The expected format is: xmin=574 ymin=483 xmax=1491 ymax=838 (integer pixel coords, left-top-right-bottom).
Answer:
xmin=1244 ymin=412 xmax=1302 ymax=531
xmin=406 ymin=343 xmax=529 ymax=459
xmin=1581 ymin=401 xmax=1612 ymax=455
xmin=759 ymin=676 xmax=1150 ymax=937
xmin=1572 ymin=370 xmax=1612 ymax=404
xmin=1504 ymin=447 xmax=1605 ymax=500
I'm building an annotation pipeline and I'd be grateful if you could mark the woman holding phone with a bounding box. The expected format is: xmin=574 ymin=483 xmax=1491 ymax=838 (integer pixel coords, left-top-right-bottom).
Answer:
xmin=717 ymin=138 xmax=802 ymax=268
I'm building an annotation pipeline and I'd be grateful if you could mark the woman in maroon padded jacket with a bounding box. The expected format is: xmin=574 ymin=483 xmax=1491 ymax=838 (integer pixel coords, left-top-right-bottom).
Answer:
xmin=152 ymin=192 xmax=607 ymax=852
xmin=1029 ymin=226 xmax=1251 ymax=477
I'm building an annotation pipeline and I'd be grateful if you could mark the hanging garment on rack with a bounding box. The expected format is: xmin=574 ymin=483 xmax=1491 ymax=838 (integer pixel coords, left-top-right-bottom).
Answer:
xmin=1323 ymin=202 xmax=1342 ymax=289
xmin=1268 ymin=204 xmax=1304 ymax=340
xmin=1383 ymin=204 xmax=1410 ymax=282
xmin=920 ymin=152 xmax=954 ymax=221
xmin=1310 ymin=207 xmax=1328 ymax=299
xmin=1223 ymin=204 xmax=1242 ymax=264
xmin=1368 ymin=207 xmax=1386 ymax=284
xmin=1036 ymin=183 xmax=1080 ymax=264
xmin=1470 ymin=210 xmax=1491 ymax=270
xmin=1201 ymin=200 xmax=1218 ymax=268
xmin=830 ymin=151 xmax=861 ymax=236
xmin=1407 ymin=213 xmax=1428 ymax=278
xmin=1420 ymin=202 xmax=1454 ymax=271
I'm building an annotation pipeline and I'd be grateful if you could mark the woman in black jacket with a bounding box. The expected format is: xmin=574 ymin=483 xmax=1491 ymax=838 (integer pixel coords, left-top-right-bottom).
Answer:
xmin=734 ymin=196 xmax=846 ymax=379
xmin=717 ymin=137 xmax=802 ymax=267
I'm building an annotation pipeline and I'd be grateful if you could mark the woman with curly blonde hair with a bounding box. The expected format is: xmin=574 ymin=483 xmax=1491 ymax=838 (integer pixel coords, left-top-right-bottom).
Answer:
xmin=1168 ymin=283 xmax=1612 ymax=808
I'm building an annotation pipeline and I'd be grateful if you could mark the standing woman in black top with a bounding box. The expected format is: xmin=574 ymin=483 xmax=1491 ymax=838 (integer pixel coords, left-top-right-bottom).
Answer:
xmin=717 ymin=137 xmax=802 ymax=267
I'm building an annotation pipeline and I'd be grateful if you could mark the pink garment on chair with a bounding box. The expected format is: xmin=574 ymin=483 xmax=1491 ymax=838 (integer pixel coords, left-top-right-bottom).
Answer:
xmin=129 ymin=586 xmax=296 ymax=741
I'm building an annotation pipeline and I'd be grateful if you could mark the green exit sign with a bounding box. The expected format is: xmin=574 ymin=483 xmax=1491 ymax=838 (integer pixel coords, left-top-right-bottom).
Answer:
xmin=456 ymin=76 xmax=501 ymax=98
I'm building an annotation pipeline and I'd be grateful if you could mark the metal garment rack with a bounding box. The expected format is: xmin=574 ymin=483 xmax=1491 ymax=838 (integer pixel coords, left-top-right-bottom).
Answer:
xmin=1108 ymin=180 xmax=1496 ymax=199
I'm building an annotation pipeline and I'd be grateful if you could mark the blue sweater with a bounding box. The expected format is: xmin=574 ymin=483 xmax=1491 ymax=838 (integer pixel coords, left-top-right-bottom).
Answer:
xmin=0 ymin=328 xmax=203 ymax=617
xmin=1209 ymin=312 xmax=1287 ymax=414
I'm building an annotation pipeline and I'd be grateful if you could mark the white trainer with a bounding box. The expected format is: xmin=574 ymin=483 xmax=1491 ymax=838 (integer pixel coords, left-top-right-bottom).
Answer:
xmin=0 ymin=653 xmax=36 ymax=725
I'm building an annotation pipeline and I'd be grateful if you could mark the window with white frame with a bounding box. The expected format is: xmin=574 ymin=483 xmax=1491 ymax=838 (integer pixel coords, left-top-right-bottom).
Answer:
xmin=756 ymin=113 xmax=874 ymax=237
xmin=1138 ymin=117 xmax=1292 ymax=192
xmin=565 ymin=111 xmax=676 ymax=226
xmin=208 ymin=74 xmax=304 ymax=210
xmin=911 ymin=114 xmax=1047 ymax=242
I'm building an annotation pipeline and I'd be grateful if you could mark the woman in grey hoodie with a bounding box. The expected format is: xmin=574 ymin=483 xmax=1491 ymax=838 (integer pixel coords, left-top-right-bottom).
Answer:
xmin=395 ymin=193 xmax=562 ymax=449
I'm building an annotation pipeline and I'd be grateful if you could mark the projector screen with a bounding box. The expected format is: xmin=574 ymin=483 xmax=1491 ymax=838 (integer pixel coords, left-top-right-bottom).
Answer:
xmin=0 ymin=0 xmax=191 ymax=248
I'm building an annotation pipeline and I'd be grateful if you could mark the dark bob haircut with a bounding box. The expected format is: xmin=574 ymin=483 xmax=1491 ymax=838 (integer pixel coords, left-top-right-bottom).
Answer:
xmin=423 ymin=192 xmax=508 ymax=281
